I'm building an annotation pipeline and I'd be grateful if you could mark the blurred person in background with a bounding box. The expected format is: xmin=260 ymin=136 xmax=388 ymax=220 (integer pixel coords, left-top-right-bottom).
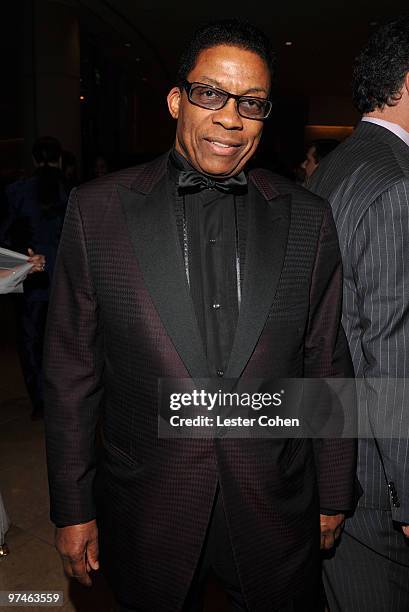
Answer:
xmin=0 ymin=490 xmax=10 ymax=558
xmin=0 ymin=250 xmax=45 ymax=292
xmin=91 ymin=153 xmax=109 ymax=179
xmin=0 ymin=249 xmax=46 ymax=556
xmin=61 ymin=150 xmax=78 ymax=194
xmin=0 ymin=136 xmax=68 ymax=419
xmin=300 ymin=138 xmax=340 ymax=184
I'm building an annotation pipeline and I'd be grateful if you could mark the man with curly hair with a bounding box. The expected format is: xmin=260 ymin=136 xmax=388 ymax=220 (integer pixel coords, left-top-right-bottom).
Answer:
xmin=309 ymin=15 xmax=409 ymax=612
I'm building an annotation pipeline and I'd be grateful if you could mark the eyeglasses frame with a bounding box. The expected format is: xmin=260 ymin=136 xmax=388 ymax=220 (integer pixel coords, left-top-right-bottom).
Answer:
xmin=180 ymin=79 xmax=272 ymax=121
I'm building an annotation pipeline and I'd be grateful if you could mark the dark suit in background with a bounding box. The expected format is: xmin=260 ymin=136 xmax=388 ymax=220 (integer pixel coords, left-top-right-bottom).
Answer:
xmin=310 ymin=120 xmax=409 ymax=610
xmin=0 ymin=174 xmax=67 ymax=415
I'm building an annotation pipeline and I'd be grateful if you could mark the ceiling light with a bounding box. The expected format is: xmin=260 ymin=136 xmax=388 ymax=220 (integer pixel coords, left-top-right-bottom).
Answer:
xmin=285 ymin=41 xmax=293 ymax=46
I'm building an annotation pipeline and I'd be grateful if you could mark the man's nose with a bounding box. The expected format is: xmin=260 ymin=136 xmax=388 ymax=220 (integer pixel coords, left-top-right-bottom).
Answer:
xmin=212 ymin=98 xmax=243 ymax=129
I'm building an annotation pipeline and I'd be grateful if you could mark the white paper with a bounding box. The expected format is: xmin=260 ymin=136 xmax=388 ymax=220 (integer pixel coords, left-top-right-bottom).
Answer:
xmin=0 ymin=246 xmax=29 ymax=269
xmin=0 ymin=247 xmax=32 ymax=294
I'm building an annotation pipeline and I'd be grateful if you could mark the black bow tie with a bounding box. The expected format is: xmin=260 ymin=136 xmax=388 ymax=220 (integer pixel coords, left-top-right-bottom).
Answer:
xmin=177 ymin=170 xmax=247 ymax=194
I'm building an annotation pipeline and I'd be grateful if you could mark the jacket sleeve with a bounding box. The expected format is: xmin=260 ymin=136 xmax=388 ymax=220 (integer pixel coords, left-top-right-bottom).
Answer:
xmin=43 ymin=187 xmax=104 ymax=527
xmin=304 ymin=203 xmax=357 ymax=513
xmin=351 ymin=179 xmax=409 ymax=523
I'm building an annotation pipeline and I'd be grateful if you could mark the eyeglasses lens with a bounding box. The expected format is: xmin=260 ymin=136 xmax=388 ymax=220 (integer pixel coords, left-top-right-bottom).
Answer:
xmin=238 ymin=99 xmax=269 ymax=119
xmin=188 ymin=83 xmax=270 ymax=120
xmin=189 ymin=85 xmax=226 ymax=109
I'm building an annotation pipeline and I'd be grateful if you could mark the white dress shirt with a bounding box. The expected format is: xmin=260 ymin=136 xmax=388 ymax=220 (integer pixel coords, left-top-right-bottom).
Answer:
xmin=362 ymin=116 xmax=409 ymax=147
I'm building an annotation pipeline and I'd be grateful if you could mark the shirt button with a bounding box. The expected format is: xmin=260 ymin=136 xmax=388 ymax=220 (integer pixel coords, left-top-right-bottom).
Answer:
xmin=217 ymin=370 xmax=224 ymax=377
xmin=212 ymin=303 xmax=221 ymax=310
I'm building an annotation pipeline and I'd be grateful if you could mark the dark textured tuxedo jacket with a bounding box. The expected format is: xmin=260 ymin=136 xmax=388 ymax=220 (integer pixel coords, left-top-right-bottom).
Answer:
xmin=310 ymin=121 xmax=409 ymax=551
xmin=44 ymin=152 xmax=356 ymax=612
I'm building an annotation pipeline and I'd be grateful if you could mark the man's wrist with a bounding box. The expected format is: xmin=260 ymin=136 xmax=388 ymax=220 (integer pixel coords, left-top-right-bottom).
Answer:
xmin=55 ymin=518 xmax=97 ymax=529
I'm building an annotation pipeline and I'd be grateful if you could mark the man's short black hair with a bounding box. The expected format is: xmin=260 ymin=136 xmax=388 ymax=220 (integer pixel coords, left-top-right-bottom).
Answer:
xmin=177 ymin=19 xmax=275 ymax=85
xmin=32 ymin=136 xmax=62 ymax=165
xmin=352 ymin=15 xmax=409 ymax=114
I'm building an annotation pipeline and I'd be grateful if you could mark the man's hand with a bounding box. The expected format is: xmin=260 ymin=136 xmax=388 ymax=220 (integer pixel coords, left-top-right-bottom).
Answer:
xmin=27 ymin=248 xmax=46 ymax=273
xmin=401 ymin=525 xmax=409 ymax=538
xmin=320 ymin=513 xmax=345 ymax=550
xmin=55 ymin=519 xmax=99 ymax=586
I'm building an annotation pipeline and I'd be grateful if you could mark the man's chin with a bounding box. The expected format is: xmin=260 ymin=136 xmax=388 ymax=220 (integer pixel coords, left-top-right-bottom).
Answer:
xmin=196 ymin=159 xmax=245 ymax=178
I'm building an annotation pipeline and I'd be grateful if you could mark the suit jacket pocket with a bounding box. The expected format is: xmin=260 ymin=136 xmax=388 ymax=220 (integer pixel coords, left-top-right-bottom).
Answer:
xmin=100 ymin=437 xmax=144 ymax=481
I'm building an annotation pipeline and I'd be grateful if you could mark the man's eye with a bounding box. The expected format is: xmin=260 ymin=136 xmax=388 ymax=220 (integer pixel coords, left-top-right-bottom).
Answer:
xmin=200 ymin=89 xmax=218 ymax=98
xmin=241 ymin=98 xmax=263 ymax=110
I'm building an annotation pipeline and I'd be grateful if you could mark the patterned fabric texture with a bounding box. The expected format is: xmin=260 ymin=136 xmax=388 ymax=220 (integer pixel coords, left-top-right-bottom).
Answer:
xmin=310 ymin=121 xmax=409 ymax=609
xmin=44 ymin=153 xmax=356 ymax=611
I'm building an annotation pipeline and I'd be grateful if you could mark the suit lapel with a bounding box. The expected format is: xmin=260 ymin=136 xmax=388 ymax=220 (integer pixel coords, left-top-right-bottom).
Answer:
xmin=226 ymin=181 xmax=291 ymax=379
xmin=119 ymin=164 xmax=291 ymax=381
xmin=118 ymin=176 xmax=210 ymax=378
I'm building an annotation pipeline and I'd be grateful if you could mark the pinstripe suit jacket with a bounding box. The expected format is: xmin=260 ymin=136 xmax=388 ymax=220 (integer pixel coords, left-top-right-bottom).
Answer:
xmin=43 ymin=153 xmax=356 ymax=611
xmin=310 ymin=120 xmax=409 ymax=524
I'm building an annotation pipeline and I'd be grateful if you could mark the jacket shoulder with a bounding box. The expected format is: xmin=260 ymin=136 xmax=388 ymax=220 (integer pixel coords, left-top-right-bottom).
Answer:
xmin=250 ymin=167 xmax=328 ymax=211
xmin=311 ymin=127 xmax=409 ymax=199
xmin=74 ymin=153 xmax=169 ymax=203
xmin=340 ymin=132 xmax=407 ymax=176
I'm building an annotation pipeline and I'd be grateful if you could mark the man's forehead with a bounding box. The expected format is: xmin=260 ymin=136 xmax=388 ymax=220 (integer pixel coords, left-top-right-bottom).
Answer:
xmin=192 ymin=75 xmax=268 ymax=96
xmin=188 ymin=45 xmax=271 ymax=94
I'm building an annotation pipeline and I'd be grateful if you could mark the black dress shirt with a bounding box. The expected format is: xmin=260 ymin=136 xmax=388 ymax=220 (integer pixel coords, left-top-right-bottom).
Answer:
xmin=167 ymin=150 xmax=341 ymax=518
xmin=168 ymin=149 xmax=246 ymax=377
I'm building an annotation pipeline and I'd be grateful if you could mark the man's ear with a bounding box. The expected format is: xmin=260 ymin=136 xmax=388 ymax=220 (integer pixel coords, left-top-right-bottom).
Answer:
xmin=167 ymin=87 xmax=181 ymax=119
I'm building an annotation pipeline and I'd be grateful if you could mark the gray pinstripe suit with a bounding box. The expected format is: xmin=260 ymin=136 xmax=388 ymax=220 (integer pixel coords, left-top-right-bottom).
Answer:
xmin=310 ymin=120 xmax=409 ymax=611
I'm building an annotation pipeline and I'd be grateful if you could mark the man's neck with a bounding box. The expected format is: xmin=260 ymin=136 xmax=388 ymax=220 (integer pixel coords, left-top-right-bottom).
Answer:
xmin=364 ymin=108 xmax=409 ymax=133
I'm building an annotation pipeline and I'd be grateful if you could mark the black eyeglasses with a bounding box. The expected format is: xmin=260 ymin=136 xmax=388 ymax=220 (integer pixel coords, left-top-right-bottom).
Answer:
xmin=181 ymin=79 xmax=272 ymax=120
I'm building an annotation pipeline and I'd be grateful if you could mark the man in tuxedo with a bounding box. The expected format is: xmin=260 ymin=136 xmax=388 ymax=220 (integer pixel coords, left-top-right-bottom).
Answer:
xmin=309 ymin=16 xmax=409 ymax=611
xmin=44 ymin=19 xmax=356 ymax=612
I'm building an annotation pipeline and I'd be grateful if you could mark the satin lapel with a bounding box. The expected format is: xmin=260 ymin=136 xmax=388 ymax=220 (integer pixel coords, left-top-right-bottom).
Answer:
xmin=225 ymin=182 xmax=291 ymax=379
xmin=118 ymin=177 xmax=209 ymax=378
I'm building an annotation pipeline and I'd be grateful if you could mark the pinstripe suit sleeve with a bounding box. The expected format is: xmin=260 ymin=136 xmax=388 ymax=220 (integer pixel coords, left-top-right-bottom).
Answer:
xmin=43 ymin=188 xmax=105 ymax=527
xmin=352 ymin=178 xmax=409 ymax=523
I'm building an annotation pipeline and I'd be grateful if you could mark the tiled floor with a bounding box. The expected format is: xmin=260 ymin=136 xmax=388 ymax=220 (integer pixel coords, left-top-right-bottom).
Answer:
xmin=0 ymin=296 xmax=229 ymax=612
